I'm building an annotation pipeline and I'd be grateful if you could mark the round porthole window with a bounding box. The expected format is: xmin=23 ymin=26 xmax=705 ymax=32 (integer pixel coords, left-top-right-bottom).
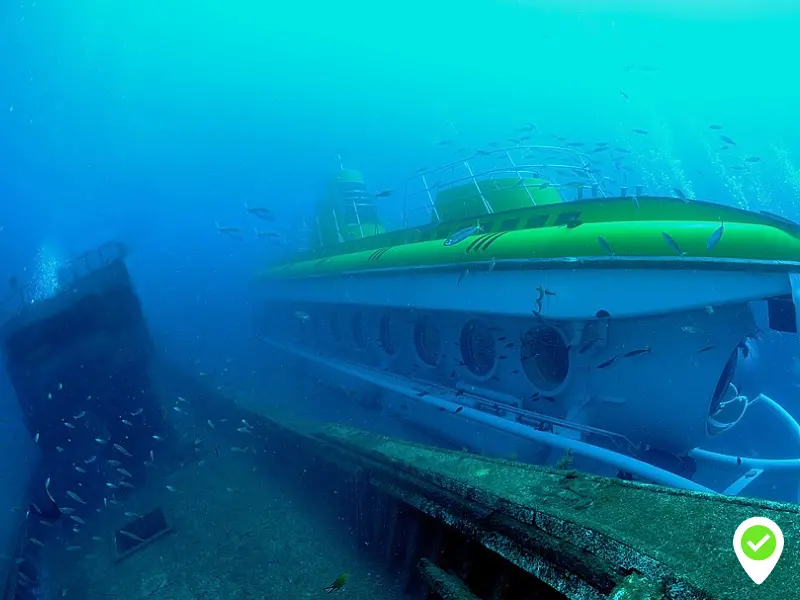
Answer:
xmin=460 ymin=319 xmax=496 ymax=377
xmin=379 ymin=313 xmax=399 ymax=355
xmin=352 ymin=312 xmax=367 ymax=348
xmin=521 ymin=325 xmax=570 ymax=392
xmin=414 ymin=316 xmax=442 ymax=366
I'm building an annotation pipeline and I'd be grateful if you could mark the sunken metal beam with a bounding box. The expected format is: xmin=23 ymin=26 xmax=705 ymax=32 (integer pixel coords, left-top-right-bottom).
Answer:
xmin=240 ymin=405 xmax=800 ymax=600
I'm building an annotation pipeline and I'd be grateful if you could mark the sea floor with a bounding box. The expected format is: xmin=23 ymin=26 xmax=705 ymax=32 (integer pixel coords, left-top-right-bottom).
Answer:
xmin=43 ymin=443 xmax=408 ymax=600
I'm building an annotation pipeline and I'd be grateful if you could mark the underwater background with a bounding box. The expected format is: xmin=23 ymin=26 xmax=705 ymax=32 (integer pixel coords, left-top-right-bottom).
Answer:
xmin=2 ymin=0 xmax=800 ymax=573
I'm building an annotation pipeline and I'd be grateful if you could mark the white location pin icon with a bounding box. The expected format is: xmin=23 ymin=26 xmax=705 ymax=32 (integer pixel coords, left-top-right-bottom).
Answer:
xmin=733 ymin=517 xmax=784 ymax=585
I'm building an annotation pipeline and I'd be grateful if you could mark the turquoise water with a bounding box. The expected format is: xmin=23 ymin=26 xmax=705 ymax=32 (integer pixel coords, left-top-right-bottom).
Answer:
xmin=2 ymin=1 xmax=800 ymax=595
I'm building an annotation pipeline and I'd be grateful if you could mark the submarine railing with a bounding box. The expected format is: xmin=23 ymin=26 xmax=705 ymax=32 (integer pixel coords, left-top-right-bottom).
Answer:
xmin=400 ymin=144 xmax=613 ymax=229
xmin=267 ymin=337 xmax=800 ymax=500
xmin=264 ymin=338 xmax=713 ymax=493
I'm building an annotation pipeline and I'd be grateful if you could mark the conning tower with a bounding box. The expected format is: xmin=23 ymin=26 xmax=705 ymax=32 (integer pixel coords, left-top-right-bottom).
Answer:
xmin=312 ymin=169 xmax=383 ymax=248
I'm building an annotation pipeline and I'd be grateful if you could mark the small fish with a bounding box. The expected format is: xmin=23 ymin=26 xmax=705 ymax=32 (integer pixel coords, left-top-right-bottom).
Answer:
xmin=215 ymin=222 xmax=244 ymax=238
xmin=237 ymin=427 xmax=252 ymax=434
xmin=706 ymin=222 xmax=724 ymax=250
xmin=125 ymin=511 xmax=142 ymax=518
xmin=120 ymin=481 xmax=135 ymax=489
xmin=34 ymin=432 xmax=39 ymax=443
xmin=121 ymin=419 xmax=133 ymax=426
xmin=243 ymin=203 xmax=275 ymax=221
xmin=131 ymin=408 xmax=144 ymax=416
xmin=294 ymin=310 xmax=310 ymax=323
xmin=673 ymin=188 xmax=686 ymax=200
xmin=56 ymin=446 xmax=64 ymax=453
xmin=661 ymin=232 xmax=686 ymax=256
xmin=206 ymin=420 xmax=215 ymax=429
xmin=454 ymin=406 xmax=464 ymax=414
xmin=152 ymin=435 xmax=164 ymax=441
xmin=744 ymin=156 xmax=760 ymax=163
xmin=118 ymin=530 xmax=145 ymax=543
xmin=65 ymin=546 xmax=81 ymax=552
xmin=166 ymin=485 xmax=176 ymax=492
xmin=708 ymin=124 xmax=723 ymax=130
xmin=74 ymin=466 xmax=86 ymax=474
xmin=29 ymin=538 xmax=44 ymax=548
xmin=596 ymin=356 xmax=617 ymax=369
xmin=106 ymin=482 xmax=119 ymax=489
xmin=620 ymin=90 xmax=629 ymax=100
xmin=443 ymin=221 xmax=483 ymax=247
xmin=374 ymin=189 xmax=393 ymax=198
xmin=84 ymin=456 xmax=96 ymax=464
xmin=66 ymin=491 xmax=86 ymax=505
xmin=324 ymin=574 xmax=349 ymax=593
xmin=73 ymin=411 xmax=85 ymax=419
xmin=631 ymin=128 xmax=648 ymax=135
xmin=150 ymin=450 xmax=155 ymax=462
xmin=622 ymin=347 xmax=651 ymax=358
xmin=117 ymin=468 xmax=133 ymax=478
xmin=95 ymin=438 xmax=108 ymax=445
xmin=597 ymin=236 xmax=615 ymax=257
xmin=698 ymin=345 xmax=716 ymax=353
xmin=92 ymin=536 xmax=104 ymax=542
xmin=113 ymin=443 xmax=133 ymax=457
xmin=63 ymin=422 xmax=75 ymax=429
xmin=108 ymin=459 xmax=121 ymax=467
xmin=456 ymin=268 xmax=471 ymax=286
xmin=70 ymin=516 xmax=86 ymax=525
xmin=720 ymin=135 xmax=736 ymax=145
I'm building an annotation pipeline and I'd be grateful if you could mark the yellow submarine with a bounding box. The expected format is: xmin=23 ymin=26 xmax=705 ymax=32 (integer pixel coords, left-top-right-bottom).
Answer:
xmin=258 ymin=143 xmax=800 ymax=501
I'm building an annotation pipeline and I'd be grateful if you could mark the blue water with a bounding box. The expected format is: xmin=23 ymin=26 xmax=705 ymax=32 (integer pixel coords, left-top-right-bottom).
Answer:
xmin=2 ymin=0 xmax=800 ymax=568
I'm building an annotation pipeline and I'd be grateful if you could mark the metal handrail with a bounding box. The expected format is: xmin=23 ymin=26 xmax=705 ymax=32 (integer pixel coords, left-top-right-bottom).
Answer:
xmin=0 ymin=241 xmax=128 ymax=327
xmin=400 ymin=144 xmax=612 ymax=228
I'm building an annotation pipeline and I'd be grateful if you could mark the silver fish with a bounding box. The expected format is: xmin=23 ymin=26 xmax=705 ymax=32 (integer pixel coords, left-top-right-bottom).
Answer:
xmin=70 ymin=516 xmax=86 ymax=525
xmin=443 ymin=223 xmax=483 ymax=247
xmin=63 ymin=422 xmax=75 ymax=429
xmin=706 ymin=223 xmax=724 ymax=250
xmin=118 ymin=530 xmax=145 ymax=542
xmin=73 ymin=411 xmax=86 ymax=419
xmin=597 ymin=236 xmax=615 ymax=256
xmin=131 ymin=408 xmax=143 ymax=416
xmin=74 ymin=466 xmax=86 ymax=474
xmin=661 ymin=232 xmax=686 ymax=256
xmin=66 ymin=491 xmax=86 ymax=505
xmin=113 ymin=443 xmax=132 ymax=457
xmin=117 ymin=468 xmax=132 ymax=478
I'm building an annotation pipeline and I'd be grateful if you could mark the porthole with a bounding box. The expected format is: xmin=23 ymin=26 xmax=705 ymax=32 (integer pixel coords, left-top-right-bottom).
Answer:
xmin=329 ymin=312 xmax=341 ymax=342
xmin=460 ymin=319 xmax=496 ymax=377
xmin=379 ymin=314 xmax=399 ymax=355
xmin=414 ymin=316 xmax=442 ymax=366
xmin=521 ymin=325 xmax=570 ymax=392
xmin=352 ymin=312 xmax=367 ymax=348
